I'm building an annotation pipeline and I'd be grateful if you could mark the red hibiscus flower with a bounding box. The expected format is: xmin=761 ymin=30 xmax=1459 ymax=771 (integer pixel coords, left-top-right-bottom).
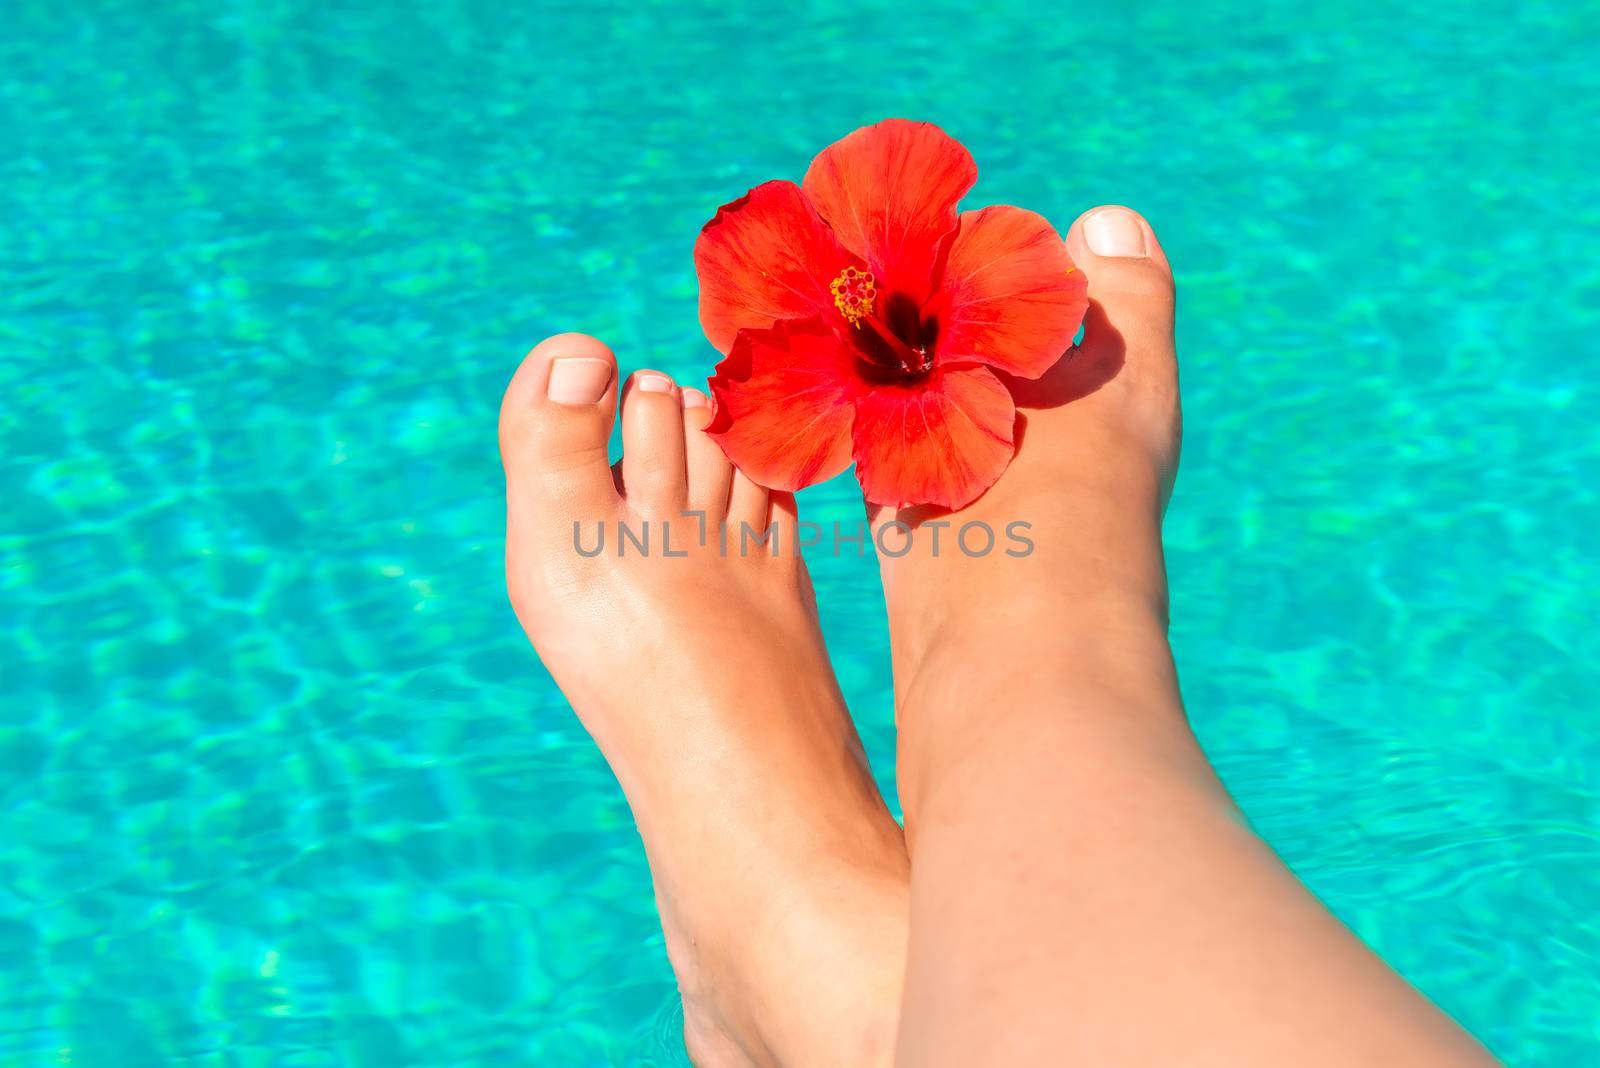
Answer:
xmin=695 ymin=118 xmax=1089 ymax=510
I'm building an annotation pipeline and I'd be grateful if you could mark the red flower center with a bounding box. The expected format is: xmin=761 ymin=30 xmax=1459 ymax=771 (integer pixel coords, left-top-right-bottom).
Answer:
xmin=830 ymin=267 xmax=938 ymax=381
xmin=829 ymin=267 xmax=875 ymax=325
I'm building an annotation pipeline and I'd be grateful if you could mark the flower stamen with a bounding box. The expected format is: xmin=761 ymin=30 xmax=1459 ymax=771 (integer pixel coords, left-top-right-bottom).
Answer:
xmin=830 ymin=267 xmax=876 ymax=327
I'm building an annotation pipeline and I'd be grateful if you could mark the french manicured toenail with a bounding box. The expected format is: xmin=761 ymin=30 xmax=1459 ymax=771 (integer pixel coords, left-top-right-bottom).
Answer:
xmin=1083 ymin=208 xmax=1149 ymax=258
xmin=635 ymin=373 xmax=675 ymax=394
xmin=681 ymin=387 xmax=709 ymax=409
xmin=546 ymin=356 xmax=612 ymax=405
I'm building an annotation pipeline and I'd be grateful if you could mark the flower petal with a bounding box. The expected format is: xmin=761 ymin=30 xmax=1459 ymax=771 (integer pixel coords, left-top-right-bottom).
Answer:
xmin=935 ymin=205 xmax=1089 ymax=379
xmin=705 ymin=318 xmax=859 ymax=491
xmin=695 ymin=180 xmax=856 ymax=353
xmin=850 ymin=363 xmax=1015 ymax=509
xmin=802 ymin=119 xmax=976 ymax=304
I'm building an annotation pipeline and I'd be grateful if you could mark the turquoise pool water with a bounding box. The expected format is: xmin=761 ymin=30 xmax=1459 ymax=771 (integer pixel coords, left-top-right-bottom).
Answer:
xmin=2 ymin=0 xmax=1597 ymax=1063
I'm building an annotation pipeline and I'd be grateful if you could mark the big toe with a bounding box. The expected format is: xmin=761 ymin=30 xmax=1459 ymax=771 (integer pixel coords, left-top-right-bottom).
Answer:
xmin=1066 ymin=205 xmax=1176 ymax=356
xmin=1062 ymin=205 xmax=1181 ymax=487
xmin=500 ymin=332 xmax=621 ymax=517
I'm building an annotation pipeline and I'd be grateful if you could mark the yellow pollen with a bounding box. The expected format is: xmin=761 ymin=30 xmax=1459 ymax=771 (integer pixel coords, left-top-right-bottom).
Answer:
xmin=830 ymin=267 xmax=876 ymax=327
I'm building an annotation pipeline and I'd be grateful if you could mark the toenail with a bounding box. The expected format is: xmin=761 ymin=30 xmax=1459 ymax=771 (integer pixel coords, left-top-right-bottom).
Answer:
xmin=1083 ymin=208 xmax=1149 ymax=258
xmin=681 ymin=387 xmax=709 ymax=409
xmin=546 ymin=356 xmax=613 ymax=405
xmin=635 ymin=373 xmax=675 ymax=394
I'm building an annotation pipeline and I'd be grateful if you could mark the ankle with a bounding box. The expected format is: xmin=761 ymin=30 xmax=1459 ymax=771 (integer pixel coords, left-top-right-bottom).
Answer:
xmin=898 ymin=675 xmax=1221 ymax=840
xmin=891 ymin=580 xmax=1171 ymax=702
xmin=892 ymin=597 xmax=1202 ymax=813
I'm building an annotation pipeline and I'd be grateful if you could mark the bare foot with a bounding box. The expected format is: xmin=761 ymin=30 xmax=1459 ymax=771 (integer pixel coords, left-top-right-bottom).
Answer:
xmin=871 ymin=204 xmax=1184 ymax=820
xmin=871 ymin=207 xmax=1494 ymax=1066
xmin=500 ymin=333 xmax=908 ymax=1067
